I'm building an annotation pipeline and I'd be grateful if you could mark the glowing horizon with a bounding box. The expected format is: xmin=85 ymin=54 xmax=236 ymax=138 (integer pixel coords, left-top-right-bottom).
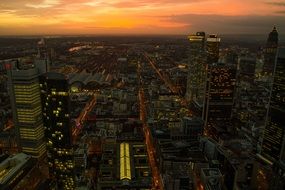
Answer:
xmin=0 ymin=0 xmax=285 ymax=35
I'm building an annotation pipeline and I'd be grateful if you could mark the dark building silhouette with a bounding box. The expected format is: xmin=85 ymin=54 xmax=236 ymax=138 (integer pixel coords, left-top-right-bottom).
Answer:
xmin=203 ymin=63 xmax=236 ymax=140
xmin=238 ymin=57 xmax=256 ymax=84
xmin=267 ymin=26 xmax=279 ymax=48
xmin=39 ymin=72 xmax=75 ymax=189
xmin=206 ymin=34 xmax=221 ymax=65
xmin=263 ymin=27 xmax=278 ymax=75
xmin=186 ymin=31 xmax=207 ymax=105
xmin=261 ymin=48 xmax=285 ymax=163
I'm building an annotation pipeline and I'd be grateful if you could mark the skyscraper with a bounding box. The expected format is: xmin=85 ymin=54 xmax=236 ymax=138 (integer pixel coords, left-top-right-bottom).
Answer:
xmin=203 ymin=63 xmax=236 ymax=140
xmin=263 ymin=27 xmax=278 ymax=76
xmin=188 ymin=32 xmax=206 ymax=50
xmin=261 ymin=48 xmax=285 ymax=164
xmin=8 ymin=62 xmax=46 ymax=159
xmin=186 ymin=32 xmax=207 ymax=108
xmin=39 ymin=72 xmax=75 ymax=189
xmin=206 ymin=34 xmax=221 ymax=65
xmin=0 ymin=61 xmax=9 ymax=131
xmin=238 ymin=56 xmax=256 ymax=84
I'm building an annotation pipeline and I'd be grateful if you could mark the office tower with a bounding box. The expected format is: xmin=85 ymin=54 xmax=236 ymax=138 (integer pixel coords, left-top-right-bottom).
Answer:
xmin=8 ymin=62 xmax=46 ymax=159
xmin=0 ymin=61 xmax=16 ymax=155
xmin=233 ymin=56 xmax=256 ymax=127
xmin=39 ymin=72 xmax=75 ymax=189
xmin=263 ymin=27 xmax=278 ymax=75
xmin=186 ymin=32 xmax=207 ymax=108
xmin=261 ymin=48 xmax=285 ymax=163
xmin=0 ymin=61 xmax=9 ymax=131
xmin=206 ymin=34 xmax=221 ymax=65
xmin=238 ymin=56 xmax=256 ymax=84
xmin=232 ymin=56 xmax=269 ymax=151
xmin=203 ymin=63 xmax=236 ymax=140
xmin=188 ymin=32 xmax=205 ymax=51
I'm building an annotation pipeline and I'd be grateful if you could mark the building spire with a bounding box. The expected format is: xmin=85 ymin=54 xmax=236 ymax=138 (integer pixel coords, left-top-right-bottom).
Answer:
xmin=266 ymin=26 xmax=279 ymax=48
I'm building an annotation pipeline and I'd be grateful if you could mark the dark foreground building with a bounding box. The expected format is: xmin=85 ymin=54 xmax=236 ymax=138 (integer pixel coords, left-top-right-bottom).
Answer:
xmin=40 ymin=72 xmax=75 ymax=189
xmin=263 ymin=27 xmax=279 ymax=75
xmin=261 ymin=48 xmax=285 ymax=163
xmin=203 ymin=63 xmax=236 ymax=140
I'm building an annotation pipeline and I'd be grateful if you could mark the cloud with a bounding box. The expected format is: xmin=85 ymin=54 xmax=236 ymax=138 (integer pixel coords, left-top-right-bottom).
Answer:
xmin=0 ymin=9 xmax=17 ymax=13
xmin=0 ymin=0 xmax=285 ymax=35
xmin=275 ymin=10 xmax=285 ymax=14
xmin=26 ymin=0 xmax=60 ymax=8
xmin=266 ymin=1 xmax=285 ymax=7
xmin=163 ymin=14 xmax=285 ymax=34
xmin=110 ymin=0 xmax=206 ymax=7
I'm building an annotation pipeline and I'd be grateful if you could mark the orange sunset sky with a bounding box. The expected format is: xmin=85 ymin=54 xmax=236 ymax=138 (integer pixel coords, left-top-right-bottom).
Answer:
xmin=0 ymin=0 xmax=285 ymax=35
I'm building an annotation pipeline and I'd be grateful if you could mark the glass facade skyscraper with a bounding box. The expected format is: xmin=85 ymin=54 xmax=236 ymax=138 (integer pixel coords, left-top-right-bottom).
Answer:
xmin=186 ymin=32 xmax=207 ymax=105
xmin=206 ymin=34 xmax=221 ymax=65
xmin=203 ymin=63 xmax=236 ymax=140
xmin=261 ymin=48 xmax=285 ymax=163
xmin=39 ymin=72 xmax=75 ymax=189
xmin=263 ymin=27 xmax=278 ymax=76
xmin=8 ymin=65 xmax=46 ymax=159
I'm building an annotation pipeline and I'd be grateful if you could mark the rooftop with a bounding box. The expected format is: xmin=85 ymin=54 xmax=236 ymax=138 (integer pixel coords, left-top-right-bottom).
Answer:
xmin=0 ymin=153 xmax=31 ymax=185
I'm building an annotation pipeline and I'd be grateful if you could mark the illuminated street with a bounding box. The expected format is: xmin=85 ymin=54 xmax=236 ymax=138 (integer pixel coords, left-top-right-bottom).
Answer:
xmin=3 ymin=119 xmax=13 ymax=132
xmin=143 ymin=52 xmax=179 ymax=95
xmin=0 ymin=22 xmax=284 ymax=190
xmin=143 ymin=52 xmax=191 ymax=113
xmin=138 ymin=60 xmax=163 ymax=189
xmin=72 ymin=93 xmax=97 ymax=143
xmin=139 ymin=88 xmax=163 ymax=190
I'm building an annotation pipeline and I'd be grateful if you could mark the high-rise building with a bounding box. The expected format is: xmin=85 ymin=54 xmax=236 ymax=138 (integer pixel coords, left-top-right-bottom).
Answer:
xmin=188 ymin=32 xmax=206 ymax=51
xmin=0 ymin=61 xmax=10 ymax=131
xmin=203 ymin=63 xmax=236 ymax=140
xmin=39 ymin=72 xmax=75 ymax=189
xmin=186 ymin=32 xmax=207 ymax=109
xmin=232 ymin=56 xmax=258 ymax=147
xmin=8 ymin=62 xmax=46 ymax=159
xmin=261 ymin=48 xmax=285 ymax=164
xmin=263 ymin=27 xmax=278 ymax=75
xmin=206 ymin=34 xmax=221 ymax=65
xmin=238 ymin=56 xmax=256 ymax=84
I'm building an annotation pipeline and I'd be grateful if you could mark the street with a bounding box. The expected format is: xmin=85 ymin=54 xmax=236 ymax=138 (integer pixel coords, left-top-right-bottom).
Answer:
xmin=72 ymin=93 xmax=97 ymax=143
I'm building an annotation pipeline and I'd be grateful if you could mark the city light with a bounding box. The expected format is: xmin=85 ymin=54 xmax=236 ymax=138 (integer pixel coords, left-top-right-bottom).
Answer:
xmin=0 ymin=7 xmax=284 ymax=189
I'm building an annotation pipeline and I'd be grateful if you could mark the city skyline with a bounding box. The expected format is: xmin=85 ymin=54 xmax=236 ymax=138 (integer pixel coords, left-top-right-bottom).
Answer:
xmin=0 ymin=0 xmax=285 ymax=35
xmin=0 ymin=23 xmax=285 ymax=189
